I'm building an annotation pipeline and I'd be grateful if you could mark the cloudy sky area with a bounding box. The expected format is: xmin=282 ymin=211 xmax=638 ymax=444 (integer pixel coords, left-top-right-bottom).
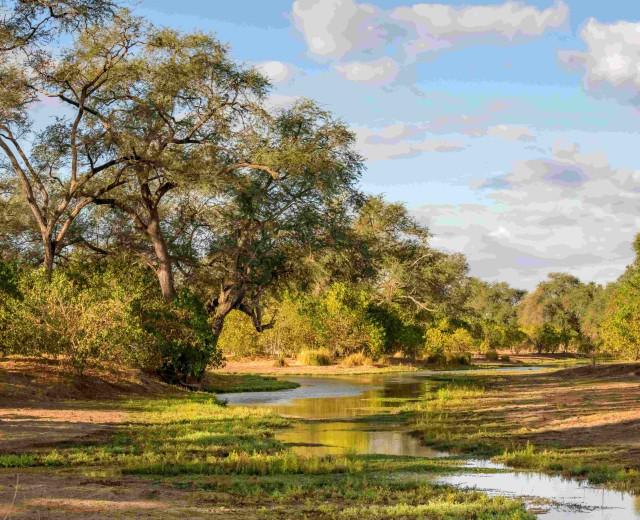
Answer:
xmin=132 ymin=0 xmax=640 ymax=290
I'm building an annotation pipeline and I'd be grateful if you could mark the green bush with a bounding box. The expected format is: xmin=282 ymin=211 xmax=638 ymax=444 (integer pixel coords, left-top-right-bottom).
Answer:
xmin=297 ymin=349 xmax=332 ymax=366
xmin=341 ymin=352 xmax=373 ymax=367
xmin=217 ymin=310 xmax=261 ymax=359
xmin=142 ymin=289 xmax=224 ymax=384
xmin=1 ymin=263 xmax=150 ymax=375
xmin=500 ymin=354 xmax=510 ymax=362
xmin=485 ymin=350 xmax=500 ymax=361
xmin=0 ymin=261 xmax=224 ymax=382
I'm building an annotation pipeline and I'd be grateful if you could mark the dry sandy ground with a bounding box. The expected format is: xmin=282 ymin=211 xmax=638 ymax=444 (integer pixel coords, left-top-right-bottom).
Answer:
xmin=458 ymin=363 xmax=640 ymax=463
xmin=216 ymin=353 xmax=583 ymax=375
xmin=0 ymin=472 xmax=259 ymax=519
xmin=0 ymin=358 xmax=181 ymax=454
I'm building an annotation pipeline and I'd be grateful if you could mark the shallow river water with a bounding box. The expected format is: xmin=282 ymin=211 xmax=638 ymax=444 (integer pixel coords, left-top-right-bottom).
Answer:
xmin=225 ymin=369 xmax=640 ymax=519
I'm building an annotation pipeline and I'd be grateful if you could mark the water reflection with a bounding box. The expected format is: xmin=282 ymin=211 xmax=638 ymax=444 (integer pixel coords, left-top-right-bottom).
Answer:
xmin=228 ymin=369 xmax=640 ymax=519
xmin=437 ymin=472 xmax=640 ymax=520
xmin=279 ymin=421 xmax=444 ymax=457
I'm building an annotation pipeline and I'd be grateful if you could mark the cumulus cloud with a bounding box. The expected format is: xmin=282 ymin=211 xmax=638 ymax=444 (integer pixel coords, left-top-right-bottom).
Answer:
xmin=256 ymin=61 xmax=296 ymax=84
xmin=559 ymin=19 xmax=640 ymax=104
xmin=264 ymin=94 xmax=304 ymax=111
xmin=353 ymin=124 xmax=465 ymax=160
xmin=291 ymin=0 xmax=389 ymax=59
xmin=293 ymin=0 xmax=569 ymax=85
xmin=392 ymin=1 xmax=568 ymax=59
xmin=486 ymin=124 xmax=535 ymax=141
xmin=335 ymin=58 xmax=399 ymax=85
xmin=413 ymin=139 xmax=640 ymax=289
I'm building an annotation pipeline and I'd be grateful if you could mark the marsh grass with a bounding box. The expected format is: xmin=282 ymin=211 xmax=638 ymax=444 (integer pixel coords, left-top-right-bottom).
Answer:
xmin=2 ymin=390 xmax=538 ymax=519
xmin=297 ymin=349 xmax=333 ymax=366
xmin=202 ymin=374 xmax=299 ymax=393
xmin=408 ymin=377 xmax=640 ymax=492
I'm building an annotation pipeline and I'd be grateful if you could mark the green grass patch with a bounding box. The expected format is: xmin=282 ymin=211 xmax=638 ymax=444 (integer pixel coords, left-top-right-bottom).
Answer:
xmin=203 ymin=374 xmax=300 ymax=393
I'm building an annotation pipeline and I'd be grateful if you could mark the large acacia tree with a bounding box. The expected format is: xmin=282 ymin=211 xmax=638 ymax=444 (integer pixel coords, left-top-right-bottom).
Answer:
xmin=0 ymin=14 xmax=140 ymax=277
xmin=194 ymin=100 xmax=363 ymax=339
xmin=52 ymin=23 xmax=270 ymax=300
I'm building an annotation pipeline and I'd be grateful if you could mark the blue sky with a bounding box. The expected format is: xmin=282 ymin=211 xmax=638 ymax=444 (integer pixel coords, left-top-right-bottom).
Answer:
xmin=127 ymin=0 xmax=640 ymax=290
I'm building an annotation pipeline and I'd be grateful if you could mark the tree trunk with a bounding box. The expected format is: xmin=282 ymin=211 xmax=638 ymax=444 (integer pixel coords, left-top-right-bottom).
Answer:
xmin=147 ymin=218 xmax=175 ymax=301
xmin=43 ymin=238 xmax=55 ymax=282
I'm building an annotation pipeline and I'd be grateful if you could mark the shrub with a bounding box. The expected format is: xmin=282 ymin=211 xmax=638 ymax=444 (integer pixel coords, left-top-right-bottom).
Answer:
xmin=449 ymin=328 xmax=474 ymax=353
xmin=1 ymin=260 xmax=224 ymax=382
xmin=500 ymin=354 xmax=510 ymax=362
xmin=485 ymin=350 xmax=500 ymax=361
xmin=1 ymin=263 xmax=150 ymax=375
xmin=297 ymin=349 xmax=332 ymax=366
xmin=423 ymin=326 xmax=449 ymax=358
xmin=341 ymin=352 xmax=373 ymax=367
xmin=446 ymin=352 xmax=471 ymax=365
xmin=217 ymin=310 xmax=261 ymax=359
xmin=142 ymin=289 xmax=224 ymax=384
xmin=426 ymin=353 xmax=445 ymax=364
xmin=258 ymin=295 xmax=316 ymax=357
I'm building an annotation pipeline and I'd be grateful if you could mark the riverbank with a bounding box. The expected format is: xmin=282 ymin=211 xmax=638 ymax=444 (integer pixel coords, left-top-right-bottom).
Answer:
xmin=216 ymin=352 xmax=588 ymax=376
xmin=0 ymin=392 xmax=533 ymax=519
xmin=409 ymin=363 xmax=640 ymax=492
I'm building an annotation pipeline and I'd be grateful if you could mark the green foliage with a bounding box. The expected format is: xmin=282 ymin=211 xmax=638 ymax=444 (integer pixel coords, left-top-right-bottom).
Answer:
xmin=216 ymin=310 xmax=261 ymax=359
xmin=297 ymin=349 xmax=332 ymax=366
xmin=0 ymin=261 xmax=224 ymax=380
xmin=1 ymin=264 xmax=149 ymax=374
xmin=485 ymin=350 xmax=500 ymax=361
xmin=141 ymin=288 xmax=224 ymax=384
xmin=600 ymin=268 xmax=640 ymax=359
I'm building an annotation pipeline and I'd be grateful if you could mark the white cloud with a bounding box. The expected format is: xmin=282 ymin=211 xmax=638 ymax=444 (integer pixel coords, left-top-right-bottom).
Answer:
xmin=353 ymin=124 xmax=465 ymax=160
xmin=392 ymin=1 xmax=568 ymax=59
xmin=335 ymin=58 xmax=399 ymax=85
xmin=264 ymin=94 xmax=304 ymax=111
xmin=256 ymin=61 xmax=295 ymax=84
xmin=414 ymin=141 xmax=640 ymax=289
xmin=486 ymin=124 xmax=536 ymax=141
xmin=293 ymin=0 xmax=569 ymax=85
xmin=291 ymin=0 xmax=387 ymax=59
xmin=559 ymin=19 xmax=640 ymax=104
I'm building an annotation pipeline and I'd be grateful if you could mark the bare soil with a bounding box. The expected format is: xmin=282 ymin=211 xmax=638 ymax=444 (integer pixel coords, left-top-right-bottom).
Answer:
xmin=217 ymin=352 xmax=588 ymax=376
xmin=458 ymin=362 xmax=640 ymax=464
xmin=0 ymin=357 xmax=181 ymax=454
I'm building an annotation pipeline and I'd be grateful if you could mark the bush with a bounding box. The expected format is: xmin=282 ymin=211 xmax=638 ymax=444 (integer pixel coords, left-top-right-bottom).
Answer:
xmin=449 ymin=328 xmax=474 ymax=353
xmin=217 ymin=310 xmax=261 ymax=359
xmin=485 ymin=350 xmax=500 ymax=361
xmin=0 ymin=261 xmax=224 ymax=382
xmin=142 ymin=289 xmax=224 ymax=384
xmin=297 ymin=349 xmax=332 ymax=366
xmin=500 ymin=354 xmax=510 ymax=362
xmin=341 ymin=352 xmax=373 ymax=367
xmin=446 ymin=352 xmax=471 ymax=365
xmin=1 ymin=263 xmax=151 ymax=375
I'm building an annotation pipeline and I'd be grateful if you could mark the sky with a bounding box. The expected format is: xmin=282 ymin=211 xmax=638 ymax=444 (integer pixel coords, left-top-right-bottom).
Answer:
xmin=129 ymin=0 xmax=640 ymax=290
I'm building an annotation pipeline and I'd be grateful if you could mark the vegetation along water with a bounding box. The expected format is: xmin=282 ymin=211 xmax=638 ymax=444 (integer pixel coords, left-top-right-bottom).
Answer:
xmin=3 ymin=1 xmax=640 ymax=519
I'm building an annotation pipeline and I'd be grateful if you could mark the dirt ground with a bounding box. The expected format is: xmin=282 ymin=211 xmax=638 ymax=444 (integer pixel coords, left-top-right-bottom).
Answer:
xmin=216 ymin=352 xmax=584 ymax=375
xmin=0 ymin=357 xmax=182 ymax=454
xmin=464 ymin=363 xmax=640 ymax=462
xmin=0 ymin=471 xmax=256 ymax=519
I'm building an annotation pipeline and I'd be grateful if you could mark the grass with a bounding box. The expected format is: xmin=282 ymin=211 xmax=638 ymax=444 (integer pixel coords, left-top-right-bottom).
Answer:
xmin=297 ymin=349 xmax=332 ymax=366
xmin=341 ymin=353 xmax=374 ymax=367
xmin=202 ymin=374 xmax=300 ymax=394
xmin=2 ymin=392 xmax=535 ymax=519
xmin=407 ymin=374 xmax=640 ymax=492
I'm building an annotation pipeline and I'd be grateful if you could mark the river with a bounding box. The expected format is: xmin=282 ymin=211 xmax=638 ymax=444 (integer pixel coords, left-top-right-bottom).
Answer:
xmin=224 ymin=368 xmax=640 ymax=519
